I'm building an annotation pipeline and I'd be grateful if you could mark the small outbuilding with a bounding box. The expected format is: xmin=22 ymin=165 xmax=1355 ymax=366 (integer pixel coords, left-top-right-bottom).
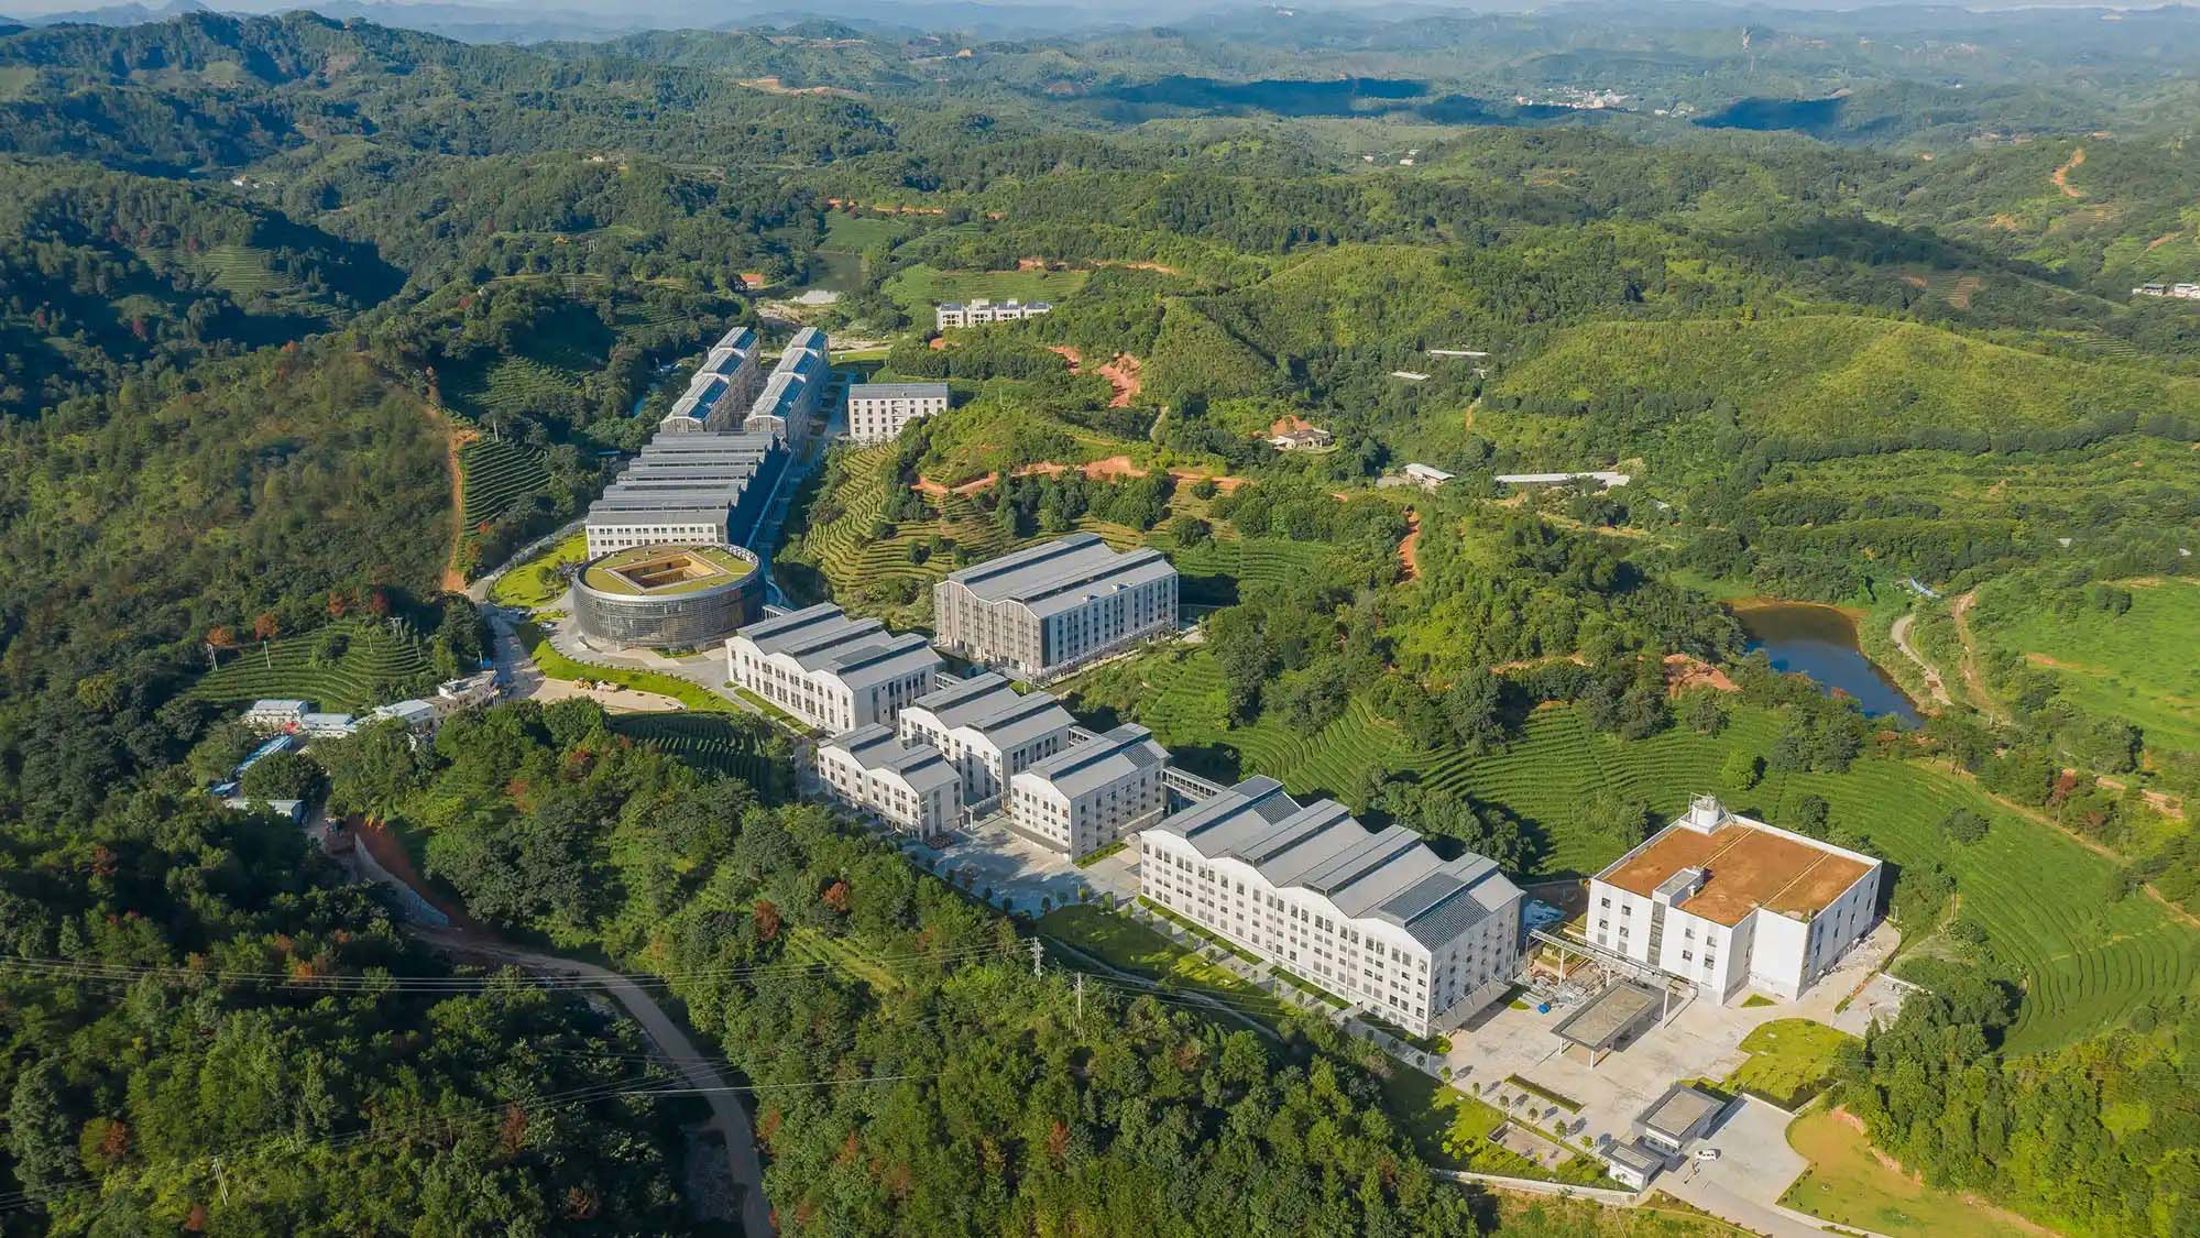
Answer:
xmin=1635 ymin=1083 xmax=1730 ymax=1159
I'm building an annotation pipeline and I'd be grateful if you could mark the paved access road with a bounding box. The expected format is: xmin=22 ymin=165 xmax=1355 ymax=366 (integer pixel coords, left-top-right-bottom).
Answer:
xmin=420 ymin=930 xmax=774 ymax=1238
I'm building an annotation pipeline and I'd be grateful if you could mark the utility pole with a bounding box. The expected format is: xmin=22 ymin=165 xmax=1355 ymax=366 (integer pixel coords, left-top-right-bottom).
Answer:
xmin=213 ymin=1156 xmax=229 ymax=1205
xmin=1075 ymin=972 xmax=1084 ymax=1027
xmin=1029 ymin=937 xmax=1043 ymax=979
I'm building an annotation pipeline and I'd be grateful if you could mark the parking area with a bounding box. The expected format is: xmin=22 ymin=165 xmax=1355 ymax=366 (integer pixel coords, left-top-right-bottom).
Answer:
xmin=1440 ymin=921 xmax=1908 ymax=1169
xmin=912 ymin=816 xmax=1130 ymax=918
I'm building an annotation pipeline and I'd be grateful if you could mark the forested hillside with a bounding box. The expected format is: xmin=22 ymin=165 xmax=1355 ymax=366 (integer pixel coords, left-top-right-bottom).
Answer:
xmin=3 ymin=5 xmax=2200 ymax=1233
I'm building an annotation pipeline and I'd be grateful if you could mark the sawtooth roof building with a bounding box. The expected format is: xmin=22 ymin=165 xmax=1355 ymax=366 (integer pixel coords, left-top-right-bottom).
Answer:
xmin=1011 ymin=722 xmax=1170 ymax=859
xmin=816 ymin=724 xmax=961 ymax=838
xmin=741 ymin=327 xmax=830 ymax=449
xmin=895 ymin=672 xmax=1074 ymax=812
xmin=1587 ymin=795 xmax=1882 ymax=1002
xmin=933 ymin=533 xmax=1178 ymax=680
xmin=1139 ymin=776 xmax=1524 ymax=1034
xmin=583 ymin=431 xmax=788 ymax=557
xmin=658 ymin=325 xmax=764 ymax=435
xmin=725 ymin=603 xmax=942 ymax=734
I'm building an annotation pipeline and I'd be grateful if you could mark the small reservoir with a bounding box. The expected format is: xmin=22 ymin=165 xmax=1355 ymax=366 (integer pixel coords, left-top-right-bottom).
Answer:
xmin=1737 ymin=603 xmax=1920 ymax=724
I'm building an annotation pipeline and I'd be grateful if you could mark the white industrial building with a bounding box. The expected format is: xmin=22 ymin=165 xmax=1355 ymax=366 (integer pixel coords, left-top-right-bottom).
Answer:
xmin=658 ymin=325 xmax=764 ymax=434
xmin=726 ymin=603 xmax=942 ymax=733
xmin=1587 ymin=795 xmax=1882 ymax=1003
xmin=373 ymin=699 xmax=440 ymax=736
xmin=584 ymin=431 xmax=788 ymax=556
xmin=845 ymin=382 xmax=949 ymax=444
xmin=933 ymin=533 xmax=1179 ymax=680
xmin=741 ymin=327 xmax=829 ymax=449
xmin=1139 ymin=777 xmax=1524 ymax=1035
xmin=934 ymin=298 xmax=1052 ymax=330
xmin=894 ymin=672 xmax=1074 ymax=811
xmin=241 ymin=699 xmax=311 ymax=731
xmin=1010 ymin=723 xmax=1170 ymax=859
xmin=816 ymin=725 xmax=961 ymax=838
xmin=298 ymin=711 xmax=359 ymax=740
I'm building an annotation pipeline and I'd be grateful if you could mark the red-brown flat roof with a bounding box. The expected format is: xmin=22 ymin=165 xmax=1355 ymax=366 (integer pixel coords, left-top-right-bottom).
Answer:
xmin=1597 ymin=823 xmax=1873 ymax=927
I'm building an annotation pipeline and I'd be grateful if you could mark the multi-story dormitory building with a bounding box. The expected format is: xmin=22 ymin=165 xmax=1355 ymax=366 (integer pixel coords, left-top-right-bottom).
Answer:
xmin=725 ymin=603 xmax=941 ymax=734
xmin=845 ymin=382 xmax=949 ymax=445
xmin=1140 ymin=777 xmax=1525 ymax=1035
xmin=658 ymin=325 xmax=765 ymax=435
xmin=1010 ymin=723 xmax=1170 ymax=859
xmin=817 ymin=725 xmax=961 ymax=837
xmin=933 ymin=533 xmax=1179 ymax=680
xmin=895 ymin=673 xmax=1074 ymax=811
xmin=582 ymin=431 xmax=788 ymax=557
xmin=934 ymin=299 xmax=1053 ymax=330
xmin=741 ymin=327 xmax=830 ymax=449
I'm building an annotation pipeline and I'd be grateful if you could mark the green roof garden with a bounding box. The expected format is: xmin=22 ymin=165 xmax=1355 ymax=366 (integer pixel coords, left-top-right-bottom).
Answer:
xmin=582 ymin=544 xmax=759 ymax=597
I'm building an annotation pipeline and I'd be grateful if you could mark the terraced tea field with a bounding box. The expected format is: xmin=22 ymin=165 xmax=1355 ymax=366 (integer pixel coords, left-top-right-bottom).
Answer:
xmin=188 ymin=620 xmax=438 ymax=713
xmin=1065 ymin=648 xmax=2200 ymax=1053
xmin=609 ymin=713 xmax=784 ymax=794
xmin=459 ymin=438 xmax=551 ymax=527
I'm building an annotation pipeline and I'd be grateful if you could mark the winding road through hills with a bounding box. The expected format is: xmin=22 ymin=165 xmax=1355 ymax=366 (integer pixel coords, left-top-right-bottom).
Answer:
xmin=418 ymin=928 xmax=776 ymax=1237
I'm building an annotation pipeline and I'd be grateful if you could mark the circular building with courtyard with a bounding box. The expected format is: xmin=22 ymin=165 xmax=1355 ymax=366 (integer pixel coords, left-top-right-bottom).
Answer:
xmin=570 ymin=543 xmax=765 ymax=650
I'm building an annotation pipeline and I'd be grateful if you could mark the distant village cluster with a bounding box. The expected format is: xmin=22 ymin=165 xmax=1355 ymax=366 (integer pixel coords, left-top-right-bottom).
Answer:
xmin=2132 ymin=281 xmax=2200 ymax=300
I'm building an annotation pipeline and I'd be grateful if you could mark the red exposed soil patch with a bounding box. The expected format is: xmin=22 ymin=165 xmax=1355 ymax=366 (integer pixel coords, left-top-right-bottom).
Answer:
xmin=1049 ymin=345 xmax=1140 ymax=406
xmin=1096 ymin=353 xmax=1142 ymax=407
xmin=1270 ymin=414 xmax=1317 ymax=436
xmin=2051 ymin=146 xmax=2086 ymax=198
xmin=929 ymin=337 xmax=950 ymax=350
xmin=1172 ymin=469 xmax=1245 ymax=493
xmin=1663 ymin=653 xmax=1738 ymax=695
xmin=1083 ymin=454 xmax=1145 ymax=481
xmin=436 ymin=415 xmax=475 ymax=594
xmin=353 ymin=817 xmax=481 ymax=931
xmin=2147 ymin=231 xmax=2184 ymax=251
xmin=1398 ymin=510 xmax=1423 ymax=581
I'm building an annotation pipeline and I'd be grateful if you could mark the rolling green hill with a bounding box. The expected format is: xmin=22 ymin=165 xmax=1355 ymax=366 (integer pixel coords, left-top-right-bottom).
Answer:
xmin=1490 ymin=314 xmax=2200 ymax=440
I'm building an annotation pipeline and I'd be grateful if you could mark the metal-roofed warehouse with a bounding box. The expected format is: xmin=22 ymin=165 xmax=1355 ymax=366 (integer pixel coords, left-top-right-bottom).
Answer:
xmin=741 ymin=327 xmax=830 ymax=448
xmin=584 ymin=431 xmax=788 ymax=557
xmin=658 ymin=325 xmax=764 ymax=434
xmin=933 ymin=533 xmax=1178 ymax=680
xmin=1139 ymin=776 xmax=1524 ymax=1034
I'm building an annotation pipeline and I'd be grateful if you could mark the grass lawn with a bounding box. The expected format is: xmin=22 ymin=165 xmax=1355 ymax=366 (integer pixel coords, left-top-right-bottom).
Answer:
xmin=1493 ymin=1191 xmax=1751 ymax=1237
xmin=1723 ymin=1019 xmax=1853 ymax=1108
xmin=1037 ymin=905 xmax=1289 ymax=1024
xmin=488 ymin=530 xmax=588 ymax=610
xmin=821 ymin=212 xmax=907 ymax=251
xmin=1781 ymin=1109 xmax=2031 ymax=1237
xmin=882 ymin=263 xmax=1091 ymax=319
xmin=514 ymin=619 xmax=738 ymax=715
xmin=1073 ymin=839 xmax=1127 ymax=868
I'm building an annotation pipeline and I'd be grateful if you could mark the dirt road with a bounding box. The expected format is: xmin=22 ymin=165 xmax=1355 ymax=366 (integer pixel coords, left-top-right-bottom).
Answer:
xmin=421 ymin=930 xmax=775 ymax=1237
xmin=1888 ymin=613 xmax=1953 ymax=708
xmin=1947 ymin=591 xmax=2000 ymax=720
